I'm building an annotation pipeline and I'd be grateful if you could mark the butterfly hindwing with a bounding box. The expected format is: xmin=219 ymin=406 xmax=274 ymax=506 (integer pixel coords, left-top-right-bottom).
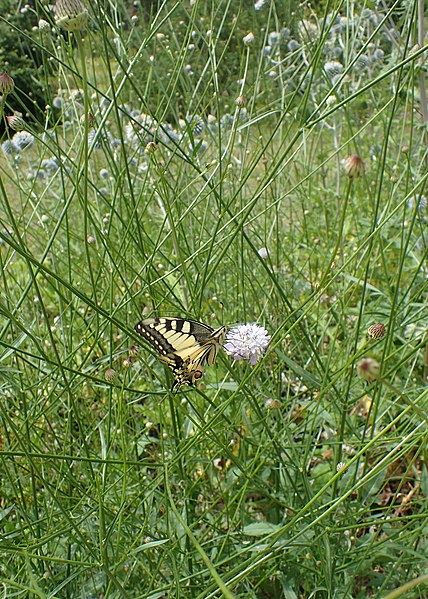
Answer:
xmin=134 ymin=317 xmax=226 ymax=388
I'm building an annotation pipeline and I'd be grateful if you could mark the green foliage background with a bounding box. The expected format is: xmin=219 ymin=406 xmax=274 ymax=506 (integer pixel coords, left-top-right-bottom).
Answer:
xmin=0 ymin=0 xmax=427 ymax=598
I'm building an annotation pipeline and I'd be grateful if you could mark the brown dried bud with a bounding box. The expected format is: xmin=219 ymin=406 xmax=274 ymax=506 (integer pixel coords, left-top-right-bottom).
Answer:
xmin=235 ymin=95 xmax=246 ymax=108
xmin=105 ymin=367 xmax=116 ymax=382
xmin=367 ymin=323 xmax=385 ymax=340
xmin=344 ymin=155 xmax=364 ymax=178
xmin=6 ymin=112 xmax=25 ymax=131
xmin=0 ymin=72 xmax=14 ymax=95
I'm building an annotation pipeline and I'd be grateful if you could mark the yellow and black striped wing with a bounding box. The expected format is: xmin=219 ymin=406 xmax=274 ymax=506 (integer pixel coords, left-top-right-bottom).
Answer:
xmin=134 ymin=317 xmax=226 ymax=387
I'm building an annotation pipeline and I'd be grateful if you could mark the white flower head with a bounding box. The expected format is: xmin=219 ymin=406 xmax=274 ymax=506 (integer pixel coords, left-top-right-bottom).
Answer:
xmin=243 ymin=32 xmax=255 ymax=46
xmin=224 ymin=323 xmax=271 ymax=365
xmin=12 ymin=131 xmax=35 ymax=152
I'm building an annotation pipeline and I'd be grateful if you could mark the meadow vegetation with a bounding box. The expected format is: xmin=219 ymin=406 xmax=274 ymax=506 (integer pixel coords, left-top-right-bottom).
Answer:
xmin=0 ymin=0 xmax=427 ymax=597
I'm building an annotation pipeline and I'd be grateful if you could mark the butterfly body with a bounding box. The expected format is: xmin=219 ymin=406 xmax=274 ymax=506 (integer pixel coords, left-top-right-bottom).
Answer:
xmin=134 ymin=317 xmax=226 ymax=389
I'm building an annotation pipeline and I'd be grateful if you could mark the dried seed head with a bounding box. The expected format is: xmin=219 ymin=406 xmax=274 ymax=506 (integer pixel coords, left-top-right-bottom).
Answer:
xmin=235 ymin=95 xmax=246 ymax=108
xmin=367 ymin=323 xmax=385 ymax=340
xmin=105 ymin=367 xmax=117 ymax=382
xmin=0 ymin=72 xmax=14 ymax=95
xmin=344 ymin=155 xmax=364 ymax=178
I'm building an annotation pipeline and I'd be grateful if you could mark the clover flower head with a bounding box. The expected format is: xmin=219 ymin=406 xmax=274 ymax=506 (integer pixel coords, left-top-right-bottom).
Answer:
xmin=224 ymin=323 xmax=271 ymax=365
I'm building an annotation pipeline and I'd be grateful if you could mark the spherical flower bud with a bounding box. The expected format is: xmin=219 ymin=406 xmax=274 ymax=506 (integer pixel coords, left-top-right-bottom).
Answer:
xmin=86 ymin=234 xmax=96 ymax=244
xmin=258 ymin=247 xmax=268 ymax=259
xmin=0 ymin=72 xmax=15 ymax=95
xmin=243 ymin=32 xmax=255 ymax=46
xmin=54 ymin=0 xmax=89 ymax=32
xmin=224 ymin=323 xmax=271 ymax=365
xmin=6 ymin=112 xmax=25 ymax=131
xmin=367 ymin=323 xmax=385 ymax=340
xmin=105 ymin=367 xmax=116 ymax=381
xmin=356 ymin=358 xmax=380 ymax=383
xmin=344 ymin=155 xmax=364 ymax=178
xmin=235 ymin=95 xmax=246 ymax=108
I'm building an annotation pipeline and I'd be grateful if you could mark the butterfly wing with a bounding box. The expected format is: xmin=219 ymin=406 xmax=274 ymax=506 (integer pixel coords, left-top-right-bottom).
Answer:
xmin=134 ymin=317 xmax=226 ymax=388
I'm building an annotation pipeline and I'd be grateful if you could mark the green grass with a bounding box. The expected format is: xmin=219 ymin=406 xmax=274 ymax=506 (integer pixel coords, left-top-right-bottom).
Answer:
xmin=0 ymin=0 xmax=427 ymax=597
